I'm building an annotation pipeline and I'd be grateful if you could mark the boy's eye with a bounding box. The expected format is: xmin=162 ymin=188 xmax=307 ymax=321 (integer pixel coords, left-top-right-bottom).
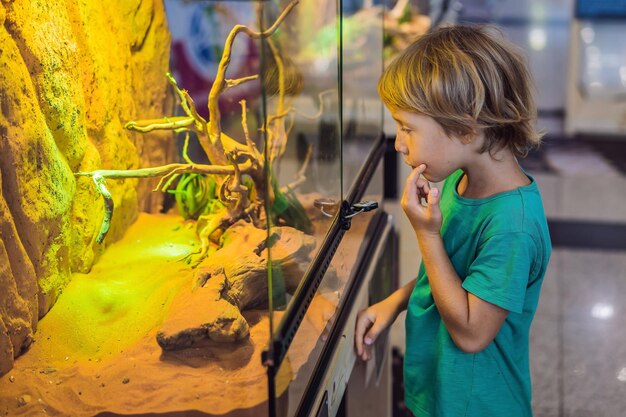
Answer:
xmin=400 ymin=127 xmax=412 ymax=133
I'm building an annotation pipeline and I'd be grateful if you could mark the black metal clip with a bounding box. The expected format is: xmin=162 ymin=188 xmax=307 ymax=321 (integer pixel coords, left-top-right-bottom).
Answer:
xmin=340 ymin=200 xmax=379 ymax=230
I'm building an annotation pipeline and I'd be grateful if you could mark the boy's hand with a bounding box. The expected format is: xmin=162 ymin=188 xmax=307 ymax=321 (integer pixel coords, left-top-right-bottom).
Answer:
xmin=401 ymin=164 xmax=442 ymax=238
xmin=355 ymin=297 xmax=399 ymax=361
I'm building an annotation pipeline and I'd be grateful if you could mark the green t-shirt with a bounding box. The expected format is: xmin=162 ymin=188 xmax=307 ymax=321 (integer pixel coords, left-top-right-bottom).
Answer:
xmin=404 ymin=169 xmax=551 ymax=417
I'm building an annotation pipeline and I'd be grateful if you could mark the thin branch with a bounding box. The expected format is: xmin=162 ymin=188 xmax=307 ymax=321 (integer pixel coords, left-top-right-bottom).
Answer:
xmin=75 ymin=160 xmax=254 ymax=180
xmin=281 ymin=144 xmax=313 ymax=192
xmin=292 ymin=90 xmax=335 ymax=120
xmin=125 ymin=116 xmax=196 ymax=133
xmin=226 ymin=75 xmax=259 ymax=88
xmin=239 ymin=100 xmax=262 ymax=160
xmin=166 ymin=73 xmax=207 ymax=131
xmin=267 ymin=108 xmax=291 ymax=124
xmin=285 ymin=112 xmax=296 ymax=138
xmin=208 ymin=0 xmax=299 ymax=147
xmin=266 ymin=107 xmax=293 ymax=164
xmin=267 ymin=38 xmax=286 ymax=115
xmin=165 ymin=72 xmax=209 ymax=144
xmin=182 ymin=131 xmax=193 ymax=164
xmin=160 ymin=173 xmax=180 ymax=193
xmin=155 ymin=168 xmax=186 ymax=192
xmin=181 ymin=91 xmax=207 ymax=128
xmin=77 ymin=161 xmax=253 ymax=244
xmin=222 ymin=151 xmax=249 ymax=212
xmin=167 ymin=72 xmax=193 ymax=119
xmin=265 ymin=37 xmax=287 ymax=165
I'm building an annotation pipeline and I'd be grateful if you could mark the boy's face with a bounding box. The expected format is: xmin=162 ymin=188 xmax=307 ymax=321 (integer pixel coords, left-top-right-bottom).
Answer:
xmin=390 ymin=109 xmax=467 ymax=182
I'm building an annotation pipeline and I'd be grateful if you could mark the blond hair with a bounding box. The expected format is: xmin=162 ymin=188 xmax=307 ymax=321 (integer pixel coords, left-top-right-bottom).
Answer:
xmin=379 ymin=24 xmax=543 ymax=157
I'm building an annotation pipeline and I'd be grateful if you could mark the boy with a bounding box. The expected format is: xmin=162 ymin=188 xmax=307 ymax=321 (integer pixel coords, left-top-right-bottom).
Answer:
xmin=355 ymin=25 xmax=552 ymax=417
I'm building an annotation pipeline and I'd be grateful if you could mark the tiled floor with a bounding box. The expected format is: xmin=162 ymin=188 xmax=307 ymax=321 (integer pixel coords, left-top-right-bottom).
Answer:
xmin=532 ymin=249 xmax=626 ymax=417
xmin=388 ymin=1 xmax=626 ymax=416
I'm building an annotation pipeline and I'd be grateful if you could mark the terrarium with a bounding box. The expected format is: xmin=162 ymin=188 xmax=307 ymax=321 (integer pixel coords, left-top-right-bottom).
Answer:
xmin=0 ymin=0 xmax=386 ymax=416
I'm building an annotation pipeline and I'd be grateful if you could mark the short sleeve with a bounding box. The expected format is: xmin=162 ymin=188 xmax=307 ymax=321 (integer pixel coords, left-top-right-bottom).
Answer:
xmin=461 ymin=232 xmax=536 ymax=314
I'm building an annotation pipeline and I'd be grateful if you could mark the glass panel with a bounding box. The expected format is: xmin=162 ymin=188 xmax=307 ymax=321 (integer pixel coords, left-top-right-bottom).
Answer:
xmin=341 ymin=1 xmax=385 ymax=194
xmin=261 ymin=0 xmax=384 ymax=414
xmin=260 ymin=0 xmax=342 ymax=342
xmin=273 ymin=158 xmax=385 ymax=416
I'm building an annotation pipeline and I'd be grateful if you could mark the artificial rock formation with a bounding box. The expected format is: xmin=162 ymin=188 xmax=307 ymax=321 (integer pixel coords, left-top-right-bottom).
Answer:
xmin=157 ymin=220 xmax=317 ymax=350
xmin=0 ymin=0 xmax=173 ymax=375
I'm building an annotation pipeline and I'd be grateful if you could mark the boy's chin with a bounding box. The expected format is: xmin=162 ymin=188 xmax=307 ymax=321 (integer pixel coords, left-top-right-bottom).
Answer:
xmin=415 ymin=167 xmax=438 ymax=182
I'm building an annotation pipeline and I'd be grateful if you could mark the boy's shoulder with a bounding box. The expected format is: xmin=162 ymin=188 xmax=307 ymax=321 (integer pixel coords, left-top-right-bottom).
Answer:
xmin=479 ymin=188 xmax=550 ymax=258
xmin=442 ymin=172 xmax=547 ymax=239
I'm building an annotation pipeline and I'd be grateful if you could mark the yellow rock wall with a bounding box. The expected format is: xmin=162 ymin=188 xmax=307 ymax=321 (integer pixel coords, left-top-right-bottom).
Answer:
xmin=0 ymin=0 xmax=174 ymax=374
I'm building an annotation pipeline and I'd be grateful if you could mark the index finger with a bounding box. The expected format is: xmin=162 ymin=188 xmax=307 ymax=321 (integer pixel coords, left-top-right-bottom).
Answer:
xmin=355 ymin=311 xmax=374 ymax=356
xmin=405 ymin=164 xmax=426 ymax=185
xmin=403 ymin=164 xmax=427 ymax=205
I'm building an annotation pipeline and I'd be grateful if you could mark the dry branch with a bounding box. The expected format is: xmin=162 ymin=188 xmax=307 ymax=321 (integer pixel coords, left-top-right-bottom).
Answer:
xmin=76 ymin=0 xmax=304 ymax=254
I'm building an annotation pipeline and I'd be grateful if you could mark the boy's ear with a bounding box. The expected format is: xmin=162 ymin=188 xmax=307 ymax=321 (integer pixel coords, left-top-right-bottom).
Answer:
xmin=456 ymin=128 xmax=482 ymax=145
xmin=454 ymin=132 xmax=475 ymax=144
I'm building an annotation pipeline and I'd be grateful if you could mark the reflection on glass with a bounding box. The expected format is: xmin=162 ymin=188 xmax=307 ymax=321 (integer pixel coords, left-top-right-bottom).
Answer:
xmin=273 ymin=156 xmax=386 ymax=416
xmin=260 ymin=0 xmax=342 ymax=332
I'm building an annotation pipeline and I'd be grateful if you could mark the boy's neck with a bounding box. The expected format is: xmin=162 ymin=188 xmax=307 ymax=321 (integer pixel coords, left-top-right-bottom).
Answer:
xmin=457 ymin=149 xmax=530 ymax=199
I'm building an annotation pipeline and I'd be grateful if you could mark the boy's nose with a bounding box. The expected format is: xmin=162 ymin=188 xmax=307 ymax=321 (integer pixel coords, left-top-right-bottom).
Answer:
xmin=394 ymin=137 xmax=405 ymax=154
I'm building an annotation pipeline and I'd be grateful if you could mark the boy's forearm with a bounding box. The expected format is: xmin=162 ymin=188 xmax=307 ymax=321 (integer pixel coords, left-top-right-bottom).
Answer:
xmin=387 ymin=278 xmax=417 ymax=315
xmin=417 ymin=233 xmax=471 ymax=334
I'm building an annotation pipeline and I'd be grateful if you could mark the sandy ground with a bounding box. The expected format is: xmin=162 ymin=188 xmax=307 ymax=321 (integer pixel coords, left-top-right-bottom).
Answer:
xmin=0 ymin=205 xmax=360 ymax=416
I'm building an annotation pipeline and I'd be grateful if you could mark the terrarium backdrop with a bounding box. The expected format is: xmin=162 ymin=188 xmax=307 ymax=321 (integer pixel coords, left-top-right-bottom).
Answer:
xmin=0 ymin=0 xmax=174 ymax=375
